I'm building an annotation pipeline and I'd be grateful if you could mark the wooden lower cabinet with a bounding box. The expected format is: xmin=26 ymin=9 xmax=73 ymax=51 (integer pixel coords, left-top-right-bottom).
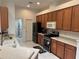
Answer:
xmin=56 ymin=41 xmax=65 ymax=59
xmin=50 ymin=39 xmax=57 ymax=55
xmin=37 ymin=34 xmax=44 ymax=46
xmin=50 ymin=39 xmax=76 ymax=59
xmin=37 ymin=35 xmax=41 ymax=44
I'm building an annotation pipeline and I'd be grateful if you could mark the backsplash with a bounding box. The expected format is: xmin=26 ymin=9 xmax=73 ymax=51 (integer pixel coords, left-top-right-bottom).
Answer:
xmin=59 ymin=30 xmax=79 ymax=40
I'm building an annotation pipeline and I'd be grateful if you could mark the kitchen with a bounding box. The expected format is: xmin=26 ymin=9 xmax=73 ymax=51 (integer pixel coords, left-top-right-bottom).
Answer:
xmin=0 ymin=0 xmax=79 ymax=59
xmin=35 ymin=0 xmax=79 ymax=59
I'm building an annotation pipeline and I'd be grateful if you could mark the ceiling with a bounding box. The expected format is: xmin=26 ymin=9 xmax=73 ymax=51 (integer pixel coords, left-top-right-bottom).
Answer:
xmin=14 ymin=0 xmax=72 ymax=12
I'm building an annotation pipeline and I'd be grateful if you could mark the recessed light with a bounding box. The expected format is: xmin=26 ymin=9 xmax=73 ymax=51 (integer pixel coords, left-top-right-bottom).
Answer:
xmin=37 ymin=2 xmax=40 ymax=5
xmin=27 ymin=5 xmax=30 ymax=8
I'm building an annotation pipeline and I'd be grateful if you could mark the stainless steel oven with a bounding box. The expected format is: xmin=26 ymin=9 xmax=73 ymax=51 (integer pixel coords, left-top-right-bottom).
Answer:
xmin=43 ymin=31 xmax=59 ymax=51
xmin=43 ymin=36 xmax=50 ymax=51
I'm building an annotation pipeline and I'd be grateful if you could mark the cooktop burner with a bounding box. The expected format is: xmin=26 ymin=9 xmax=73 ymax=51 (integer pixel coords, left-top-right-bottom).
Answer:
xmin=44 ymin=31 xmax=59 ymax=37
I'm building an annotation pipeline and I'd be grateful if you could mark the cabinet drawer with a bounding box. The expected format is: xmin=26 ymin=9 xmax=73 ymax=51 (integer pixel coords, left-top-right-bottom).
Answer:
xmin=65 ymin=44 xmax=76 ymax=50
xmin=57 ymin=41 xmax=65 ymax=46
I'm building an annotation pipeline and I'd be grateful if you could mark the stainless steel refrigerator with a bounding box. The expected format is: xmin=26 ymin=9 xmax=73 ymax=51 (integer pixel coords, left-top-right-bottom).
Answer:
xmin=32 ymin=22 xmax=42 ymax=43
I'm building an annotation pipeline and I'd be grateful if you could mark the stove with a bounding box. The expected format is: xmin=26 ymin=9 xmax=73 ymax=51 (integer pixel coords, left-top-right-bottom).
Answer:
xmin=43 ymin=31 xmax=59 ymax=51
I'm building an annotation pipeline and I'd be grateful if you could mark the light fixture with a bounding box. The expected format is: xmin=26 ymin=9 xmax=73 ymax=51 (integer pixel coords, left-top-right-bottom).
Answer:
xmin=27 ymin=4 xmax=30 ymax=8
xmin=37 ymin=2 xmax=40 ymax=5
xmin=27 ymin=1 xmax=40 ymax=8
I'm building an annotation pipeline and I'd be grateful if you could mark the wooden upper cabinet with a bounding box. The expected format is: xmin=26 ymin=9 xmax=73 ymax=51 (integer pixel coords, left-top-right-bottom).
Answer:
xmin=44 ymin=14 xmax=48 ymax=28
xmin=71 ymin=5 xmax=79 ymax=32
xmin=0 ymin=7 xmax=8 ymax=32
xmin=41 ymin=14 xmax=45 ymax=28
xmin=47 ymin=12 xmax=56 ymax=21
xmin=36 ymin=15 xmax=42 ymax=22
xmin=44 ymin=13 xmax=48 ymax=21
xmin=0 ymin=9 xmax=1 ymax=32
xmin=36 ymin=13 xmax=48 ymax=28
xmin=52 ymin=11 xmax=56 ymax=21
xmin=48 ymin=12 xmax=52 ymax=21
xmin=63 ymin=7 xmax=72 ymax=31
xmin=56 ymin=10 xmax=64 ymax=30
xmin=36 ymin=16 xmax=39 ymax=22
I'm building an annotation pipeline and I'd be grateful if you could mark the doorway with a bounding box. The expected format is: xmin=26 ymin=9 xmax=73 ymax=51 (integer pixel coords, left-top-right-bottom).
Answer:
xmin=16 ymin=19 xmax=23 ymax=38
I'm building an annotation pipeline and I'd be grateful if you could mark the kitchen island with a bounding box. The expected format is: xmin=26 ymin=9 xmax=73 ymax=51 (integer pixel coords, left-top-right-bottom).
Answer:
xmin=0 ymin=34 xmax=39 ymax=59
xmin=0 ymin=46 xmax=39 ymax=59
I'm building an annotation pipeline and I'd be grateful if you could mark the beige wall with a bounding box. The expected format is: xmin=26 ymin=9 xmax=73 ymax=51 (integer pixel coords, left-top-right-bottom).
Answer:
xmin=37 ymin=0 xmax=79 ymax=15
xmin=15 ymin=7 xmax=36 ymax=21
xmin=0 ymin=0 xmax=2 ymax=6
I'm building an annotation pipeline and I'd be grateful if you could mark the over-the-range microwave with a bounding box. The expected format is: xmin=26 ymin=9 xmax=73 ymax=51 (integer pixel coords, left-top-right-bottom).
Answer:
xmin=47 ymin=21 xmax=56 ymax=29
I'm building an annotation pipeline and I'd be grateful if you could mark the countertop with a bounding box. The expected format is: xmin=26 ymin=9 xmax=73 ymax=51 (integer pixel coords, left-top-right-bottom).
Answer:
xmin=0 ymin=47 xmax=34 ymax=59
xmin=38 ymin=32 xmax=77 ymax=47
xmin=38 ymin=52 xmax=59 ymax=59
xmin=38 ymin=33 xmax=44 ymax=35
xmin=0 ymin=34 xmax=20 ymax=47
xmin=51 ymin=37 xmax=77 ymax=47
xmin=59 ymin=31 xmax=79 ymax=41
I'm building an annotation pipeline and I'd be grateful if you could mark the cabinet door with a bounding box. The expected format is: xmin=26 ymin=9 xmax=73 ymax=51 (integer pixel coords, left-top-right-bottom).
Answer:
xmin=36 ymin=16 xmax=39 ymax=22
xmin=37 ymin=35 xmax=41 ymax=44
xmin=44 ymin=14 xmax=48 ymax=28
xmin=36 ymin=15 xmax=42 ymax=23
xmin=64 ymin=48 xmax=76 ymax=59
xmin=63 ymin=7 xmax=72 ymax=31
xmin=38 ymin=34 xmax=44 ymax=46
xmin=38 ymin=34 xmax=42 ymax=45
xmin=48 ymin=12 xmax=52 ymax=21
xmin=38 ymin=15 xmax=42 ymax=23
xmin=40 ymin=35 xmax=44 ymax=46
xmin=1 ymin=7 xmax=8 ymax=31
xmin=41 ymin=14 xmax=45 ymax=28
xmin=56 ymin=10 xmax=64 ymax=30
xmin=50 ymin=39 xmax=57 ymax=55
xmin=64 ymin=44 xmax=76 ymax=59
xmin=56 ymin=41 xmax=65 ymax=59
xmin=52 ymin=11 xmax=56 ymax=21
xmin=0 ymin=9 xmax=1 ymax=32
xmin=71 ymin=5 xmax=79 ymax=32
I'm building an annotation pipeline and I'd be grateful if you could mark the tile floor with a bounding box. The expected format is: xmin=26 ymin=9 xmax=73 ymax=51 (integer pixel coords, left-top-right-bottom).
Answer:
xmin=17 ymin=39 xmax=59 ymax=59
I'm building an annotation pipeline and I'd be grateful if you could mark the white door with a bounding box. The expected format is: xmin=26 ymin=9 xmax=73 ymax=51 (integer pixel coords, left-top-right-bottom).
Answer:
xmin=23 ymin=19 xmax=33 ymax=42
